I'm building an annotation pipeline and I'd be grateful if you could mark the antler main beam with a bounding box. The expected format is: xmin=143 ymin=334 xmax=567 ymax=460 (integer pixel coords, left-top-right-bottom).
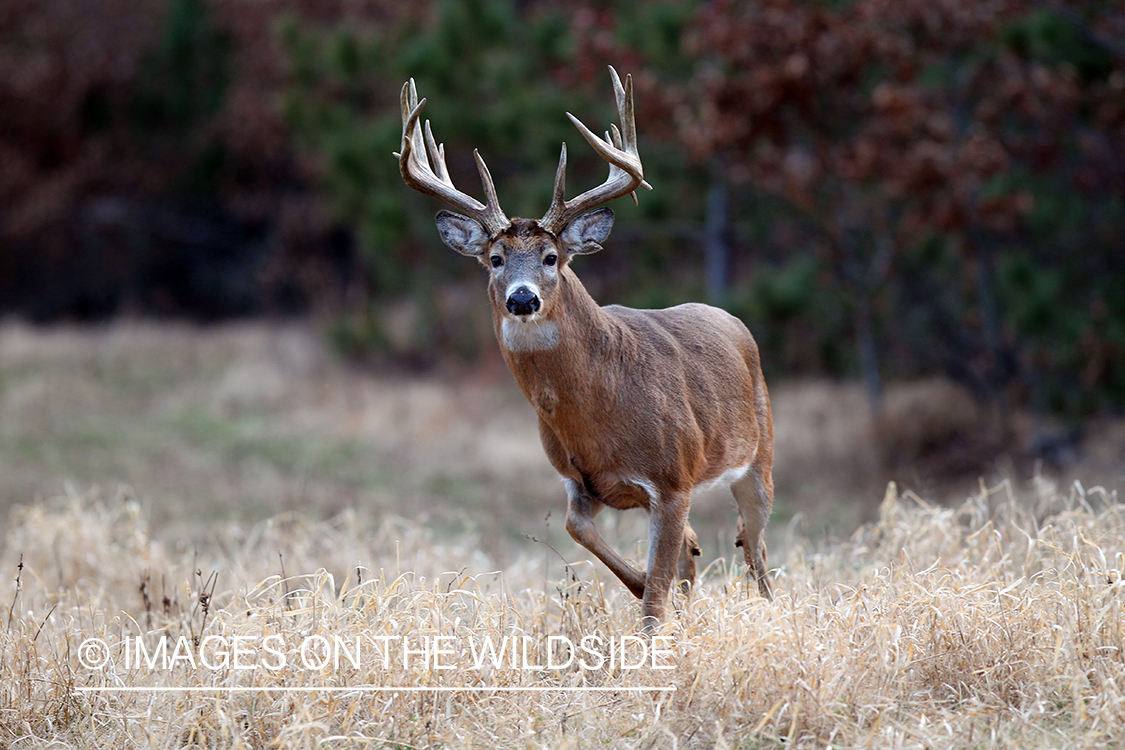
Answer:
xmin=539 ymin=66 xmax=652 ymax=235
xmin=394 ymin=79 xmax=509 ymax=236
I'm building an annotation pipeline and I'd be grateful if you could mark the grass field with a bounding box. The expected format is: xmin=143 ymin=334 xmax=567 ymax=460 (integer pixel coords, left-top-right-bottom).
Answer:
xmin=0 ymin=321 xmax=904 ymax=559
xmin=2 ymin=322 xmax=1124 ymax=748
xmin=3 ymin=479 xmax=1124 ymax=748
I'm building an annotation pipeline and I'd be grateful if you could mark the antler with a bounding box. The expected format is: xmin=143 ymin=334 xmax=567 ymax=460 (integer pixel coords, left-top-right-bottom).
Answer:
xmin=394 ymin=79 xmax=509 ymax=236
xmin=539 ymin=66 xmax=652 ymax=236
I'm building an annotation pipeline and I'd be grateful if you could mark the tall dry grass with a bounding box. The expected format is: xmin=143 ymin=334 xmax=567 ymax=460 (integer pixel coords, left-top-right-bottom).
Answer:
xmin=2 ymin=477 xmax=1123 ymax=748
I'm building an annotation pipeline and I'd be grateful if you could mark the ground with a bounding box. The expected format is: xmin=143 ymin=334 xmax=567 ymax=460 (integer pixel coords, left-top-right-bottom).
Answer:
xmin=1 ymin=321 xmax=1123 ymax=748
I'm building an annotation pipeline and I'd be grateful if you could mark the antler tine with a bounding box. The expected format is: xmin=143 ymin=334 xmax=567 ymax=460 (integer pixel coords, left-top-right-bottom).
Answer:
xmin=550 ymin=143 xmax=568 ymax=207
xmin=395 ymin=79 xmax=509 ymax=236
xmin=423 ymin=120 xmax=451 ymax=185
xmin=540 ymin=66 xmax=652 ymax=234
xmin=610 ymin=66 xmax=637 ymax=156
xmin=474 ymin=149 xmax=503 ymax=220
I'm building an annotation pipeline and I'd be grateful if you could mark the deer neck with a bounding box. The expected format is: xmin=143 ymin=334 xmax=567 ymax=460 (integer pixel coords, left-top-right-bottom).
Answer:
xmin=495 ymin=267 xmax=621 ymax=415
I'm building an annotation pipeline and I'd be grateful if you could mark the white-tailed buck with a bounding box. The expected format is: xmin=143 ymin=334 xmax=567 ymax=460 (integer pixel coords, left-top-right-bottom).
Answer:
xmin=396 ymin=67 xmax=774 ymax=631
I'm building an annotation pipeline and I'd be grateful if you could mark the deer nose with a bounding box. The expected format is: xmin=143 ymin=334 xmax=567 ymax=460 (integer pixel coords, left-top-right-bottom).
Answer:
xmin=506 ymin=287 xmax=541 ymax=316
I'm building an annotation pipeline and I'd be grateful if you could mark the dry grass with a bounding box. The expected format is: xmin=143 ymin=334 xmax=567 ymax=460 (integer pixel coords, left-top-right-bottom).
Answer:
xmin=2 ymin=477 xmax=1123 ymax=748
xmin=0 ymin=321 xmax=929 ymax=554
xmin=0 ymin=321 xmax=562 ymax=548
xmin=4 ymin=322 xmax=1125 ymax=747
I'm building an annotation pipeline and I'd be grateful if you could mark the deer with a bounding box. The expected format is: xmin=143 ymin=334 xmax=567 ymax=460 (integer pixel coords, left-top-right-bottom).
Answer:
xmin=395 ymin=67 xmax=774 ymax=632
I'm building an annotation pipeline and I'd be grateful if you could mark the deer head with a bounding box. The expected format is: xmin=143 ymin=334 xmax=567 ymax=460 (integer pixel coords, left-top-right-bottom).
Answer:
xmin=394 ymin=67 xmax=651 ymax=325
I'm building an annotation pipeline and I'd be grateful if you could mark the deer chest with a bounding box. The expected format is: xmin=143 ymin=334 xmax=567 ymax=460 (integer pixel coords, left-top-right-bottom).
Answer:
xmin=529 ymin=383 xmax=559 ymax=417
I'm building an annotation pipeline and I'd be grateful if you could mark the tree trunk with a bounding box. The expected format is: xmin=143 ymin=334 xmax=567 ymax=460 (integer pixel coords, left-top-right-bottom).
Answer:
xmin=704 ymin=169 xmax=730 ymax=306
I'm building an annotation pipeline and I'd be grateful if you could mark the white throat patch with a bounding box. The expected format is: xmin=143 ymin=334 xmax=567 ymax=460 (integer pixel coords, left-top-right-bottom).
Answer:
xmin=502 ymin=317 xmax=559 ymax=352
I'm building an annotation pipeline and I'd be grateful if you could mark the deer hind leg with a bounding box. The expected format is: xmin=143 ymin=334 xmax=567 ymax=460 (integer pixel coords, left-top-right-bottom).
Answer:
xmin=563 ymin=480 xmax=646 ymax=599
xmin=732 ymin=469 xmax=774 ymax=599
xmin=677 ymin=520 xmax=702 ymax=596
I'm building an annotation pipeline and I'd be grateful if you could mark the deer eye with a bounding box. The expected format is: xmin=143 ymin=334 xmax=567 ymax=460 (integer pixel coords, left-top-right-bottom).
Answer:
xmin=490 ymin=255 xmax=503 ymax=268
xmin=544 ymin=254 xmax=557 ymax=267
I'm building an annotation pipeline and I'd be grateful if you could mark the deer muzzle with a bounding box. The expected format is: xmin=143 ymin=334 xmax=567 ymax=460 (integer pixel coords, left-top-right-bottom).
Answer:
xmin=506 ymin=286 xmax=541 ymax=316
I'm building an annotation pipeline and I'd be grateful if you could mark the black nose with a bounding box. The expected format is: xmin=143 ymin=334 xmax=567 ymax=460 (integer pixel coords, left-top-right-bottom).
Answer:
xmin=506 ymin=287 xmax=540 ymax=316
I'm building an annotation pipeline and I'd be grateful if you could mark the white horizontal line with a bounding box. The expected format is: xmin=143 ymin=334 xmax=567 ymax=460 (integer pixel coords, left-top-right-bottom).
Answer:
xmin=76 ymin=686 xmax=675 ymax=693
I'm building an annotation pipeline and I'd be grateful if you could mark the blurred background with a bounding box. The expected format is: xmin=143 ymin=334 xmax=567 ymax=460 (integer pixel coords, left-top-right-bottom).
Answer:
xmin=1 ymin=0 xmax=1123 ymax=553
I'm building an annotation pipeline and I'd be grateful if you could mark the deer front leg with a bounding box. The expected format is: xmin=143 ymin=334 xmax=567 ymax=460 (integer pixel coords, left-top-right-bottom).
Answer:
xmin=564 ymin=480 xmax=646 ymax=599
xmin=641 ymin=490 xmax=690 ymax=633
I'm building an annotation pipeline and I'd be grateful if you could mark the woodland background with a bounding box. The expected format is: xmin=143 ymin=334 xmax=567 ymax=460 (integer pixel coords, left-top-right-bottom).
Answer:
xmin=4 ymin=6 xmax=1125 ymax=746
xmin=2 ymin=0 xmax=1123 ymax=458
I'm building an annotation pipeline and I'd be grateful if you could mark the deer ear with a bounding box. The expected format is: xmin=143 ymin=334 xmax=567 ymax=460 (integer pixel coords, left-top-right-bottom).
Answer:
xmin=559 ymin=207 xmax=614 ymax=257
xmin=435 ymin=210 xmax=490 ymax=257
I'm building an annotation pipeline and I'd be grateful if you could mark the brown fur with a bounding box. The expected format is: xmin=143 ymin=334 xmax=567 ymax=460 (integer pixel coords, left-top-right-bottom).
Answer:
xmin=488 ymin=227 xmax=775 ymax=631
